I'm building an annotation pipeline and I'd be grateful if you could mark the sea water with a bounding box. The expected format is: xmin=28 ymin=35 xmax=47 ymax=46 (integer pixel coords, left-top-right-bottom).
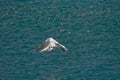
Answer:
xmin=0 ymin=0 xmax=120 ymax=80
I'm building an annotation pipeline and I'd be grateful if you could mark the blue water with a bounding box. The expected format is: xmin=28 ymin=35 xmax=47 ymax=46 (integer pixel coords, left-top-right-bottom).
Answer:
xmin=0 ymin=0 xmax=120 ymax=80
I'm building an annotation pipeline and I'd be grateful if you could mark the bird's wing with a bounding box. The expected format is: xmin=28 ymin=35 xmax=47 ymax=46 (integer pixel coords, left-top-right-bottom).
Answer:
xmin=56 ymin=43 xmax=68 ymax=51
xmin=40 ymin=46 xmax=50 ymax=52
xmin=49 ymin=38 xmax=59 ymax=44
xmin=36 ymin=42 xmax=46 ymax=50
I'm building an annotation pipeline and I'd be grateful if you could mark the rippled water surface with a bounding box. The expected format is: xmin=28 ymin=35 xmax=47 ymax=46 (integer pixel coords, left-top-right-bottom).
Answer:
xmin=0 ymin=0 xmax=120 ymax=80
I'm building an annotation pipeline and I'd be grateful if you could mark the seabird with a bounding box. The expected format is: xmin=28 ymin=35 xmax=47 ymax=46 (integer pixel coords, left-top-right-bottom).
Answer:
xmin=36 ymin=38 xmax=68 ymax=52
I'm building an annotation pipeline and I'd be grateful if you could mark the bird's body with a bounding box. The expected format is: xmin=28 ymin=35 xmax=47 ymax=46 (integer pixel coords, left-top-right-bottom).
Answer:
xmin=36 ymin=38 xmax=67 ymax=52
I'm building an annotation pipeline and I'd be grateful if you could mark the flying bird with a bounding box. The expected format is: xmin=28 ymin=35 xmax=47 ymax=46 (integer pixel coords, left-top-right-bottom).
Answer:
xmin=36 ymin=38 xmax=68 ymax=52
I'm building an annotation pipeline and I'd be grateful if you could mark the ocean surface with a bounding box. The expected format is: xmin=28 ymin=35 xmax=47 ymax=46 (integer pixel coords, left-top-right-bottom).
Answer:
xmin=0 ymin=0 xmax=120 ymax=80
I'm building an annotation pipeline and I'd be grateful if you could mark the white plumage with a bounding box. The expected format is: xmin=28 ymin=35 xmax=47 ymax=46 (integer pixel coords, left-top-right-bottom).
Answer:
xmin=36 ymin=38 xmax=68 ymax=52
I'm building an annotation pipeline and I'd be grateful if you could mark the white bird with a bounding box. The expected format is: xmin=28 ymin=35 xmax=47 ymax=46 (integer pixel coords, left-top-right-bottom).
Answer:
xmin=36 ymin=38 xmax=68 ymax=52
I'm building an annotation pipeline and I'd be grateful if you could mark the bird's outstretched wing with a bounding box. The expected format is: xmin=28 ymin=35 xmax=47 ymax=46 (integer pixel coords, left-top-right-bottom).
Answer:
xmin=36 ymin=42 xmax=46 ymax=50
xmin=40 ymin=46 xmax=50 ymax=52
xmin=56 ymin=43 xmax=68 ymax=51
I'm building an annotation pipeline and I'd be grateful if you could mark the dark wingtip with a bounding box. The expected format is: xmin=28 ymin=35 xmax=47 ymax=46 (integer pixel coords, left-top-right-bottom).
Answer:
xmin=61 ymin=47 xmax=68 ymax=52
